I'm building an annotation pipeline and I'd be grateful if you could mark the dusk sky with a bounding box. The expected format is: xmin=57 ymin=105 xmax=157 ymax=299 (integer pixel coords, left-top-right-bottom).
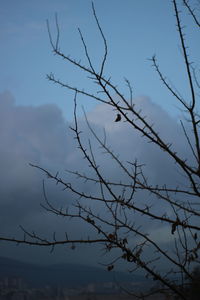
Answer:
xmin=0 ymin=0 xmax=199 ymax=269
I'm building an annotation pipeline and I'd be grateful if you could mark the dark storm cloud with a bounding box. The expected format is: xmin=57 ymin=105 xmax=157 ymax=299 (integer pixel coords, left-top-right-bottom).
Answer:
xmin=0 ymin=91 xmax=192 ymax=264
xmin=0 ymin=91 xmax=70 ymax=228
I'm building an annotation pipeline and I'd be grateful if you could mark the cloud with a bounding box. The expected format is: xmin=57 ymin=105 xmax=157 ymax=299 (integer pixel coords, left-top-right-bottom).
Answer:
xmin=0 ymin=91 xmax=69 ymax=224
xmin=0 ymin=91 xmax=193 ymax=266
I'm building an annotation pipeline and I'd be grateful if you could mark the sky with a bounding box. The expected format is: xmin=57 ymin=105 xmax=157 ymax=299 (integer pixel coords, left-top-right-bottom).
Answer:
xmin=0 ymin=0 xmax=199 ymax=271
xmin=1 ymin=0 xmax=199 ymax=118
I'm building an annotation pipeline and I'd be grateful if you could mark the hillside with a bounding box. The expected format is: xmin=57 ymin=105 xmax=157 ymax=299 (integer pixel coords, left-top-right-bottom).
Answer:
xmin=0 ymin=256 xmax=144 ymax=288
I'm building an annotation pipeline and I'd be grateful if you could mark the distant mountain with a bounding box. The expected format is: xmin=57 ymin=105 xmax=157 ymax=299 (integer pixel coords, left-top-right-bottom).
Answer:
xmin=0 ymin=256 xmax=144 ymax=288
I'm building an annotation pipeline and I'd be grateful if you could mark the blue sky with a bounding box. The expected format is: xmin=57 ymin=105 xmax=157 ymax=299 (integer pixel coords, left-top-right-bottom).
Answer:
xmin=0 ymin=0 xmax=199 ymax=269
xmin=1 ymin=0 xmax=198 ymax=119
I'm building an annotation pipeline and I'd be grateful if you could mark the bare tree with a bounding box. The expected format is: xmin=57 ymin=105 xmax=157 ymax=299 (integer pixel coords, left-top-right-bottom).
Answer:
xmin=1 ymin=1 xmax=200 ymax=299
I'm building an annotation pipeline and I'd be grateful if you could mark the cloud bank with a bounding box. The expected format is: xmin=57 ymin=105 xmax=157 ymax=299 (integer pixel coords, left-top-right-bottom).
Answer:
xmin=0 ymin=91 xmax=191 ymax=265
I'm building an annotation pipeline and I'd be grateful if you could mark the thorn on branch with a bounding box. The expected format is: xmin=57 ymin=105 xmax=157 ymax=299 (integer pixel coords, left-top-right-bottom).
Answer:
xmin=86 ymin=216 xmax=95 ymax=225
xmin=171 ymin=218 xmax=180 ymax=234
